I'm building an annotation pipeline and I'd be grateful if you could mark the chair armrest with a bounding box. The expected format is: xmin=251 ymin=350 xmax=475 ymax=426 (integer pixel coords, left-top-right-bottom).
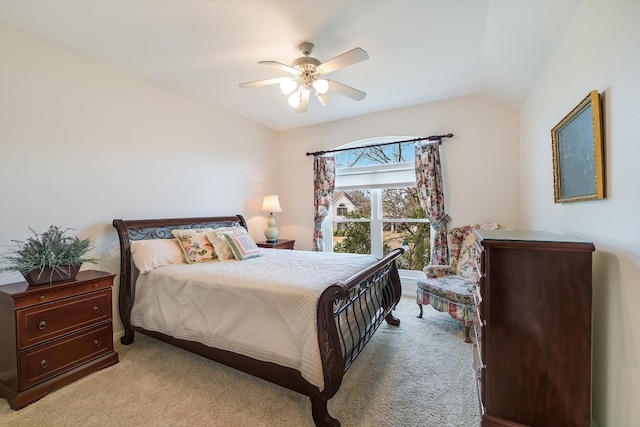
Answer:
xmin=424 ymin=265 xmax=454 ymax=278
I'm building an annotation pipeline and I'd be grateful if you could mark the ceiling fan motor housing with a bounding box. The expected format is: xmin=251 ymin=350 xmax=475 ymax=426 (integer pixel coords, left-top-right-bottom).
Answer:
xmin=292 ymin=42 xmax=322 ymax=88
xmin=292 ymin=60 xmax=320 ymax=88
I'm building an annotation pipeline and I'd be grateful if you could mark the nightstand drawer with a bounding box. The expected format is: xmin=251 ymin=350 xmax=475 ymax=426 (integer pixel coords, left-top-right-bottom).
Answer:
xmin=19 ymin=324 xmax=113 ymax=389
xmin=11 ymin=275 xmax=114 ymax=309
xmin=18 ymin=290 xmax=112 ymax=349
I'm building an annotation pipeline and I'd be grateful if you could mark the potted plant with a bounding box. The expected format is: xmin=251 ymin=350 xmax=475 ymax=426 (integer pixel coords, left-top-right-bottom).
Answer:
xmin=0 ymin=225 xmax=98 ymax=286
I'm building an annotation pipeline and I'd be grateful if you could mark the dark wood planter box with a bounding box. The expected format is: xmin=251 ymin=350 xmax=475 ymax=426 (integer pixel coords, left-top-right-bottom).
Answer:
xmin=24 ymin=265 xmax=81 ymax=286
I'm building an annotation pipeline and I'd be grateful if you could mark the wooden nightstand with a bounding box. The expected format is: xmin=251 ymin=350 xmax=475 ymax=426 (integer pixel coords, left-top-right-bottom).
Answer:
xmin=0 ymin=270 xmax=119 ymax=410
xmin=256 ymin=239 xmax=295 ymax=250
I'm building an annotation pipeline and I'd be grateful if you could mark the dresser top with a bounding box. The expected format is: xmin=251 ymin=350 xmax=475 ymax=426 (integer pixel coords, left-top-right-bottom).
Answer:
xmin=474 ymin=229 xmax=595 ymax=249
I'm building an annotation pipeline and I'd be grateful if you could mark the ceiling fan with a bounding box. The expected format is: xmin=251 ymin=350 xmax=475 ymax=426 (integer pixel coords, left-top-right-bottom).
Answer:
xmin=239 ymin=42 xmax=369 ymax=113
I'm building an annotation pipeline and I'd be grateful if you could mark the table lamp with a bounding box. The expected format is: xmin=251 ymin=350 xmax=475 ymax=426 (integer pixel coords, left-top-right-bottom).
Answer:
xmin=261 ymin=195 xmax=283 ymax=242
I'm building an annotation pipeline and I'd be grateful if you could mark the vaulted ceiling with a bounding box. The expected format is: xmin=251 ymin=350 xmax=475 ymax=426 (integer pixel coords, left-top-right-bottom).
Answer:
xmin=0 ymin=1 xmax=580 ymax=131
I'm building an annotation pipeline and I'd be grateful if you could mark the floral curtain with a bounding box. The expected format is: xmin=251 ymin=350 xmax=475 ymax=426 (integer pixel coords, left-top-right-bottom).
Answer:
xmin=312 ymin=155 xmax=335 ymax=252
xmin=415 ymin=142 xmax=450 ymax=265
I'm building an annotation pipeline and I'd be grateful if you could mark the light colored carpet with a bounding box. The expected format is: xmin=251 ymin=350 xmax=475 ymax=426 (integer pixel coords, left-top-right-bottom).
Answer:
xmin=0 ymin=297 xmax=480 ymax=426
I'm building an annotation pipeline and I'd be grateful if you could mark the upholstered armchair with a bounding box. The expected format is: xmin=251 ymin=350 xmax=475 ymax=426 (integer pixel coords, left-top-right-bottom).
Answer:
xmin=416 ymin=223 xmax=505 ymax=342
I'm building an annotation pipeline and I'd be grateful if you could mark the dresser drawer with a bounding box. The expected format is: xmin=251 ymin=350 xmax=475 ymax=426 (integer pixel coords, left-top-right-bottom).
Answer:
xmin=18 ymin=323 xmax=113 ymax=389
xmin=473 ymin=306 xmax=484 ymax=344
xmin=17 ymin=290 xmax=112 ymax=349
xmin=473 ymin=342 xmax=485 ymax=410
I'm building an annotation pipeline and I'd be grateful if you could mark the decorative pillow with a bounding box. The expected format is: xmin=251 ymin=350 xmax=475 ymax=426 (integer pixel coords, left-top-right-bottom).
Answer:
xmin=206 ymin=226 xmax=248 ymax=260
xmin=171 ymin=228 xmax=216 ymax=264
xmin=224 ymin=233 xmax=262 ymax=260
xmin=130 ymin=239 xmax=185 ymax=274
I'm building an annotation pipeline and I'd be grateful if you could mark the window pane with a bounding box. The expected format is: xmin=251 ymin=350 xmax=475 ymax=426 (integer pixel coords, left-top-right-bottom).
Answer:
xmin=335 ymin=141 xmax=415 ymax=168
xmin=333 ymin=222 xmax=371 ymax=254
xmin=383 ymin=222 xmax=431 ymax=271
xmin=332 ymin=190 xmax=370 ymax=219
xmin=382 ymin=187 xmax=423 ymax=219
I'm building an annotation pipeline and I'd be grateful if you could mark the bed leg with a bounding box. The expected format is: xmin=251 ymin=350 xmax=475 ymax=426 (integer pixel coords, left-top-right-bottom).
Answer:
xmin=311 ymin=396 xmax=340 ymax=427
xmin=385 ymin=312 xmax=401 ymax=326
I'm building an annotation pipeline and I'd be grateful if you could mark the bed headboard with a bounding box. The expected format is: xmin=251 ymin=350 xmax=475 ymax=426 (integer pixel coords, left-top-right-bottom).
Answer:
xmin=112 ymin=214 xmax=247 ymax=344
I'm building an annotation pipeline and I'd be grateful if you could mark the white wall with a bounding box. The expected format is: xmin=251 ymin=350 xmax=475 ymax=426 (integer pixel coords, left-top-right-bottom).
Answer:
xmin=0 ymin=24 xmax=278 ymax=332
xmin=277 ymin=94 xmax=521 ymax=250
xmin=520 ymin=2 xmax=640 ymax=426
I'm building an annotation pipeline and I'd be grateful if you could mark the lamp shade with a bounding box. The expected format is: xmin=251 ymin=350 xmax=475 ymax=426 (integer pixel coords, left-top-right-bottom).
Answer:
xmin=312 ymin=79 xmax=329 ymax=94
xmin=280 ymin=79 xmax=298 ymax=95
xmin=316 ymin=92 xmax=330 ymax=106
xmin=261 ymin=195 xmax=282 ymax=213
xmin=288 ymin=91 xmax=302 ymax=108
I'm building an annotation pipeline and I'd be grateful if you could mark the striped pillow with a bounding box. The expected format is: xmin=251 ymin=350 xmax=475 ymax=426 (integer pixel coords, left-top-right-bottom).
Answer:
xmin=224 ymin=233 xmax=262 ymax=260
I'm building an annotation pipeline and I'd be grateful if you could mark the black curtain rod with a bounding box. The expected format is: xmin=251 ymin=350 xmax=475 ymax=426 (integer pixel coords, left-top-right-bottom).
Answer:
xmin=305 ymin=133 xmax=454 ymax=156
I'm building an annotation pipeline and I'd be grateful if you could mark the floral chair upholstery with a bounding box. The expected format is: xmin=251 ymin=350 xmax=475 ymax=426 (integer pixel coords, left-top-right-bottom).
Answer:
xmin=416 ymin=223 xmax=505 ymax=342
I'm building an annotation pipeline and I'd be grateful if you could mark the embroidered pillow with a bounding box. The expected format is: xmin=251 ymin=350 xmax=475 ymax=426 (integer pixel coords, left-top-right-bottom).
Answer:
xmin=130 ymin=238 xmax=185 ymax=273
xmin=224 ymin=233 xmax=262 ymax=260
xmin=206 ymin=226 xmax=248 ymax=260
xmin=171 ymin=228 xmax=216 ymax=264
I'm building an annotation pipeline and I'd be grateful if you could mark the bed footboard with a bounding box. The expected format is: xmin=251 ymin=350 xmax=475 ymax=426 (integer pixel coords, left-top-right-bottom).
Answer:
xmin=312 ymin=248 xmax=403 ymax=426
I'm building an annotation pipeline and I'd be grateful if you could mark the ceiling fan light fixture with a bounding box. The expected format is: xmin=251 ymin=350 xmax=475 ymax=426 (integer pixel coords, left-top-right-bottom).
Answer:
xmin=280 ymin=78 xmax=298 ymax=95
xmin=312 ymin=79 xmax=329 ymax=95
xmin=316 ymin=92 xmax=330 ymax=106
xmin=240 ymin=42 xmax=369 ymax=112
xmin=288 ymin=91 xmax=302 ymax=108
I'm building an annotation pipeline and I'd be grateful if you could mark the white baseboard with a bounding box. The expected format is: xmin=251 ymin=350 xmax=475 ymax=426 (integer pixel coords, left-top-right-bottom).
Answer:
xmin=399 ymin=270 xmax=419 ymax=298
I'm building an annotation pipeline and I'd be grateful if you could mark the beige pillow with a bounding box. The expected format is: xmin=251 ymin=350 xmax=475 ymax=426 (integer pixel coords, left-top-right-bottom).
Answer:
xmin=206 ymin=226 xmax=248 ymax=260
xmin=130 ymin=239 xmax=185 ymax=273
xmin=171 ymin=228 xmax=216 ymax=264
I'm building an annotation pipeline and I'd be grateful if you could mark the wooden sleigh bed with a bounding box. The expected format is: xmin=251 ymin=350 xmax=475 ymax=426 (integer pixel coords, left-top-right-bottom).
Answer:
xmin=113 ymin=214 xmax=403 ymax=427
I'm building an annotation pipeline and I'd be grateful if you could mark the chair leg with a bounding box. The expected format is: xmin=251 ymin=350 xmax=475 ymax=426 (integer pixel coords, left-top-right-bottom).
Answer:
xmin=464 ymin=323 xmax=472 ymax=343
xmin=417 ymin=303 xmax=423 ymax=318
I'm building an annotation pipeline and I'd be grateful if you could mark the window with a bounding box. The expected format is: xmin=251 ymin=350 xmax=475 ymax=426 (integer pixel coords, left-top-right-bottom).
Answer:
xmin=327 ymin=137 xmax=430 ymax=272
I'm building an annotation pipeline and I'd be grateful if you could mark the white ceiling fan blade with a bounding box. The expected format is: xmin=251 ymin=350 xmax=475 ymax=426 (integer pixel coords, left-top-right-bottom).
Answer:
xmin=239 ymin=76 xmax=293 ymax=89
xmin=327 ymin=80 xmax=366 ymax=101
xmin=258 ymin=61 xmax=300 ymax=75
xmin=317 ymin=48 xmax=369 ymax=74
xmin=295 ymin=90 xmax=310 ymax=113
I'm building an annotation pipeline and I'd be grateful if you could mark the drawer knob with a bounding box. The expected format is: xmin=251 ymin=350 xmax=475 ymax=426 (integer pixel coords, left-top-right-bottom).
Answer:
xmin=38 ymin=320 xmax=46 ymax=330
xmin=94 ymin=340 xmax=101 ymax=348
xmin=92 ymin=306 xmax=100 ymax=314
xmin=40 ymin=360 xmax=48 ymax=369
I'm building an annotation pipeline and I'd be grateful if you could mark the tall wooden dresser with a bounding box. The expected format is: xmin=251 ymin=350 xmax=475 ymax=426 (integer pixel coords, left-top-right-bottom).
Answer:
xmin=0 ymin=270 xmax=119 ymax=409
xmin=472 ymin=230 xmax=594 ymax=427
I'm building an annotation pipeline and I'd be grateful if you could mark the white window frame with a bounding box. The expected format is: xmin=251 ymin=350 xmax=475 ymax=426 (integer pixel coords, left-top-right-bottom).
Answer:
xmin=323 ymin=137 xmax=429 ymax=296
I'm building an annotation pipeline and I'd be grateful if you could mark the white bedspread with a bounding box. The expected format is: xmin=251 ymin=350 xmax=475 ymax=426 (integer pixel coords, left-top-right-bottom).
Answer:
xmin=130 ymin=249 xmax=378 ymax=390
